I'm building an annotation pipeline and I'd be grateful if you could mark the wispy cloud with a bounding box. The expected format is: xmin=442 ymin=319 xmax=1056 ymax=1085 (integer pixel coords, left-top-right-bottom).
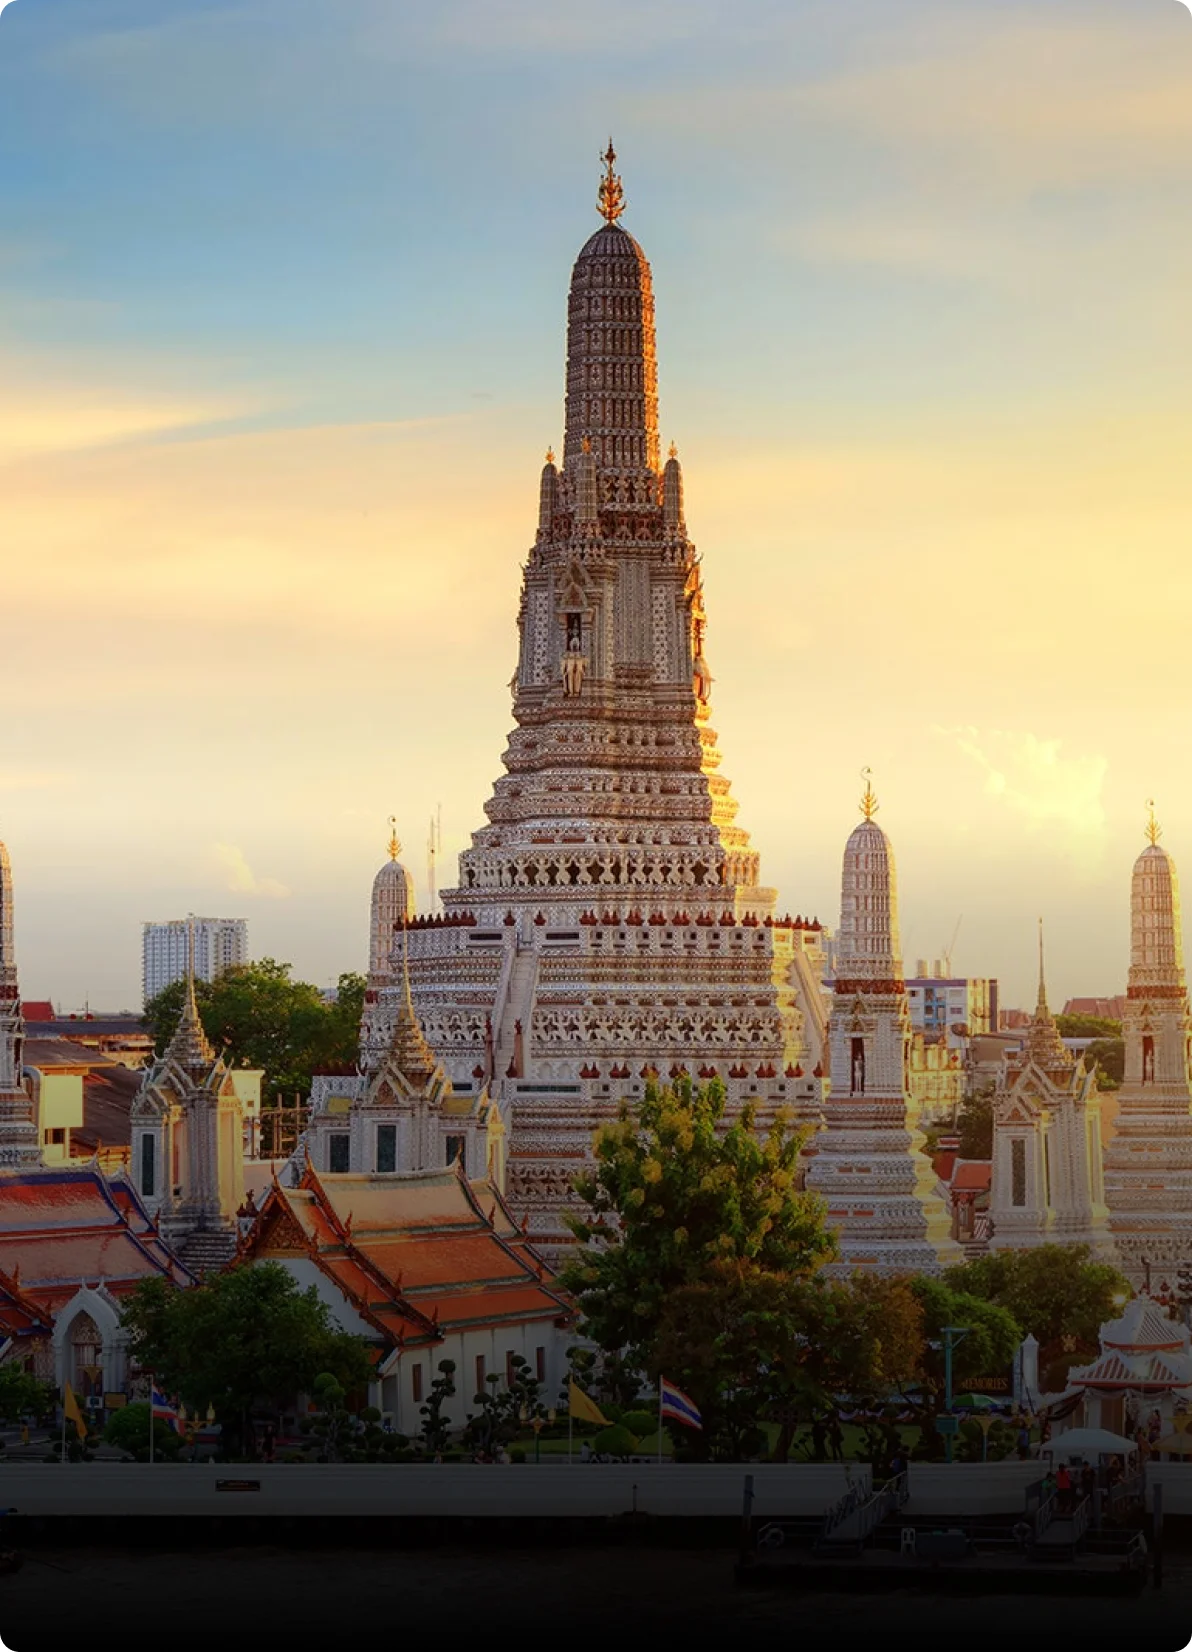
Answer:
xmin=209 ymin=843 xmax=290 ymax=899
xmin=940 ymin=726 xmax=1109 ymax=862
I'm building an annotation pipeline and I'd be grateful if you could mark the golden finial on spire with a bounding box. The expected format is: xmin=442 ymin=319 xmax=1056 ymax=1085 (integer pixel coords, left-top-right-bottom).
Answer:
xmin=859 ymin=767 xmax=879 ymax=822
xmin=545 ymin=446 xmax=555 ymax=466
xmin=387 ymin=816 xmax=401 ymax=862
xmin=668 ymin=441 xmax=678 ymax=461
xmin=597 ymin=138 xmax=625 ymax=225
xmin=1146 ymin=799 xmax=1162 ymax=846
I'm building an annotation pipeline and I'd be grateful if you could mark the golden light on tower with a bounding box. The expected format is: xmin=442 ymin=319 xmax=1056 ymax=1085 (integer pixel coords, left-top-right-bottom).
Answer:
xmin=1146 ymin=799 xmax=1162 ymax=846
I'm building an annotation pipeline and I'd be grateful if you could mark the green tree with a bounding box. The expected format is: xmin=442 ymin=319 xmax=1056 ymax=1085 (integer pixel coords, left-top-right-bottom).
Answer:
xmin=560 ymin=1078 xmax=834 ymax=1366
xmin=120 ymin=1263 xmax=373 ymax=1456
xmin=956 ymin=1085 xmax=994 ymax=1159
xmin=0 ymin=1366 xmax=54 ymax=1423
xmin=651 ymin=1263 xmax=925 ymax=1463
xmin=1055 ymin=1014 xmax=1122 ymax=1039
xmin=419 ymin=1359 xmax=457 ymax=1456
xmin=944 ymin=1244 xmax=1129 ymax=1347
xmin=142 ymin=963 xmax=367 ymax=1098
xmin=103 ymin=1402 xmax=183 ymax=1461
xmin=909 ymin=1278 xmax=1021 ymax=1459
xmin=1086 ymin=1038 xmax=1125 ymax=1089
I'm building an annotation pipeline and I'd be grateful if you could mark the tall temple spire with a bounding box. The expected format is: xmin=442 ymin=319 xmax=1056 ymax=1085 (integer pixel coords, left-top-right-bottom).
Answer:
xmin=164 ymin=915 xmax=217 ymax=1075
xmin=380 ymin=913 xmax=439 ymax=1091
xmin=563 ymin=142 xmax=659 ymax=471
xmin=0 ymin=834 xmax=39 ymax=1165
xmin=1024 ymin=919 xmax=1071 ymax=1070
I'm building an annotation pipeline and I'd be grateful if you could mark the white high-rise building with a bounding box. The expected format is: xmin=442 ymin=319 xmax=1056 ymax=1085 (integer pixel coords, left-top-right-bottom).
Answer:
xmin=142 ymin=918 xmax=248 ymax=1005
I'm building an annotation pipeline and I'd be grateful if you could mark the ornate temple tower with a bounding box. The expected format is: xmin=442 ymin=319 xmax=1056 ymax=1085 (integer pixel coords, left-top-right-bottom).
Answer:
xmin=368 ymin=147 xmax=827 ymax=1256
xmin=130 ymin=935 xmax=245 ymax=1273
xmin=1104 ymin=807 xmax=1192 ymax=1284
xmin=360 ymin=821 xmax=417 ymax=1070
xmin=0 ymin=836 xmax=39 ymax=1166
xmin=806 ymin=777 xmax=958 ymax=1275
xmin=989 ymin=926 xmax=1113 ymax=1257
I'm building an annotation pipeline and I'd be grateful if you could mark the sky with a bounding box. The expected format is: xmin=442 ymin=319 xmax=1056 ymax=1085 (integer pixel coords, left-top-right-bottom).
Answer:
xmin=1 ymin=0 xmax=1191 ymax=1010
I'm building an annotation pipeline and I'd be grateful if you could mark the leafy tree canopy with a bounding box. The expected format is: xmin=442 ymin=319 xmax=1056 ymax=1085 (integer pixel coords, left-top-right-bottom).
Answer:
xmin=559 ymin=1078 xmax=835 ymax=1365
xmin=943 ymin=1244 xmax=1129 ymax=1347
xmin=120 ymin=1263 xmax=373 ymax=1435
xmin=911 ymin=1277 xmax=1022 ymax=1393
xmin=143 ymin=962 xmax=366 ymax=1098
xmin=956 ymin=1085 xmax=994 ymax=1160
xmin=0 ymin=1365 xmax=54 ymax=1423
xmin=1055 ymin=1014 xmax=1122 ymax=1039
xmin=1085 ymin=1038 xmax=1125 ymax=1089
xmin=652 ymin=1261 xmax=925 ymax=1461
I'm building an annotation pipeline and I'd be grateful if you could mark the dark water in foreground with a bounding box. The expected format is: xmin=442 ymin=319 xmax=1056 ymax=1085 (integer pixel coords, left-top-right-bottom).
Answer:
xmin=1 ymin=1548 xmax=1190 ymax=1650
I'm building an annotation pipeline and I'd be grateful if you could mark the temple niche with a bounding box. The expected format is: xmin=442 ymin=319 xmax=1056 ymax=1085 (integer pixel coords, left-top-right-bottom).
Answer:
xmin=361 ymin=149 xmax=828 ymax=1259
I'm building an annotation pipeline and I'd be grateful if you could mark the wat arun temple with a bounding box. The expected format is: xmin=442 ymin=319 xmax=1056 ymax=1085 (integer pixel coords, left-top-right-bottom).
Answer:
xmin=346 ymin=148 xmax=959 ymax=1268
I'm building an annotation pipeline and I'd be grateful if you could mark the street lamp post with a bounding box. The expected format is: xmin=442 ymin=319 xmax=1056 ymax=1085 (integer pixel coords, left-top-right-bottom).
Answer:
xmin=939 ymin=1326 xmax=970 ymax=1465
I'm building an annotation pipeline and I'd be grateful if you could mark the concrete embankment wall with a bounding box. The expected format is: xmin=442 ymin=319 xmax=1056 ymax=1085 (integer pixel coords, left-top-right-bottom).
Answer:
xmin=0 ymin=1462 xmax=862 ymax=1520
xmin=3 ymin=1461 xmax=1189 ymax=1520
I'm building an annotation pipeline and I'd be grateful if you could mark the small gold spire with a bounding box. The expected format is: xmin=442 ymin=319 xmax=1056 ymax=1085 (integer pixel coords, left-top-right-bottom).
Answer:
xmin=387 ymin=816 xmax=401 ymax=862
xmin=545 ymin=446 xmax=555 ymax=466
xmin=1146 ymin=799 xmax=1162 ymax=846
xmin=597 ymin=138 xmax=625 ymax=225
xmin=859 ymin=767 xmax=878 ymax=822
xmin=581 ymin=435 xmax=592 ymax=454
xmin=668 ymin=441 xmax=678 ymax=461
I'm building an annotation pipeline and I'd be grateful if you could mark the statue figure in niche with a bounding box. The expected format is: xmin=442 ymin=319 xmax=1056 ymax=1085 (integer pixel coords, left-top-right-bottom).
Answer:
xmin=850 ymin=1036 xmax=866 ymax=1096
xmin=1143 ymin=1035 xmax=1155 ymax=1083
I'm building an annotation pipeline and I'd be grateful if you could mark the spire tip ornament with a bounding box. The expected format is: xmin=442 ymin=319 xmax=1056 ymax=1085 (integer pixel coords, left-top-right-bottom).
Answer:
xmin=597 ymin=138 xmax=625 ymax=225
xmin=388 ymin=816 xmax=401 ymax=862
xmin=859 ymin=768 xmax=879 ymax=822
xmin=545 ymin=446 xmax=555 ymax=466
xmin=1146 ymin=800 xmax=1162 ymax=846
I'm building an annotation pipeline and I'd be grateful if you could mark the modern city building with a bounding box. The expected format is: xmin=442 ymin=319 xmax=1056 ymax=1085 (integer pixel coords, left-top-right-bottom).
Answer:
xmin=141 ymin=917 xmax=248 ymax=1004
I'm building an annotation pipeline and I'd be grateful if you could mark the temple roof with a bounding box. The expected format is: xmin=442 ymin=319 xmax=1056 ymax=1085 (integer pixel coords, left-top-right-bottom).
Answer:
xmin=0 ymin=1165 xmax=193 ymax=1308
xmin=244 ymin=1164 xmax=570 ymax=1351
xmin=0 ymin=1265 xmax=53 ymax=1340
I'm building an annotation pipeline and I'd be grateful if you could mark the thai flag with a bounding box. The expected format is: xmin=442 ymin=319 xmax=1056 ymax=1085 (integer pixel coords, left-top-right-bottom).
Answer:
xmin=659 ymin=1377 xmax=702 ymax=1430
xmin=151 ymin=1388 xmax=180 ymax=1433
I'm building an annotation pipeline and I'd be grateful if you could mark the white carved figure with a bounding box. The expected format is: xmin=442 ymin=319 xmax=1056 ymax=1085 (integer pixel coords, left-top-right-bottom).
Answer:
xmin=561 ymin=635 xmax=587 ymax=696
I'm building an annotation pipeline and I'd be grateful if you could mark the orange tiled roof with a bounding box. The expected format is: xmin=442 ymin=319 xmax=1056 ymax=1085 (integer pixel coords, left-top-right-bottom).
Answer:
xmin=0 ymin=1166 xmax=192 ymax=1306
xmin=0 ymin=1266 xmax=53 ymax=1340
xmin=952 ymin=1161 xmax=992 ymax=1192
xmin=244 ymin=1165 xmax=571 ymax=1353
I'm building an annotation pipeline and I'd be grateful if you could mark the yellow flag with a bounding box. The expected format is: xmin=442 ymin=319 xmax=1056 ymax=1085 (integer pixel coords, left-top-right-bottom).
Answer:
xmin=568 ymin=1379 xmax=609 ymax=1428
xmin=63 ymin=1383 xmax=87 ymax=1442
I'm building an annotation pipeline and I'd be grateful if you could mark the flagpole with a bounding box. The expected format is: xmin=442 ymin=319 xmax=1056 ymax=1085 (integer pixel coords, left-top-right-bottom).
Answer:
xmin=60 ymin=1388 xmax=66 ymax=1466
xmin=149 ymin=1374 xmax=154 ymax=1465
xmin=568 ymin=1412 xmax=573 ymax=1465
xmin=657 ymin=1382 xmax=663 ymax=1466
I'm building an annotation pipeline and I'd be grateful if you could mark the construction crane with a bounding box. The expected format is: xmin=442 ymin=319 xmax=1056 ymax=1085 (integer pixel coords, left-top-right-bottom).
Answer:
xmin=941 ymin=916 xmax=962 ymax=977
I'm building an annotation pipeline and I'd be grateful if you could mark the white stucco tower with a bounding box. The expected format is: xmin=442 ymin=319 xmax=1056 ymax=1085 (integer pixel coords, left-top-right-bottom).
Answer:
xmin=1104 ymin=807 xmax=1192 ymax=1285
xmin=806 ymin=776 xmax=958 ymax=1275
xmin=0 ymin=836 xmax=39 ymax=1166
xmin=360 ymin=821 xmax=417 ymax=1071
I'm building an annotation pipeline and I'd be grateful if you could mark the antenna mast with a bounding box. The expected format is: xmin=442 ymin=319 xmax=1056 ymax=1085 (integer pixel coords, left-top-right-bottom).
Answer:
xmin=427 ymin=805 xmax=443 ymax=914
